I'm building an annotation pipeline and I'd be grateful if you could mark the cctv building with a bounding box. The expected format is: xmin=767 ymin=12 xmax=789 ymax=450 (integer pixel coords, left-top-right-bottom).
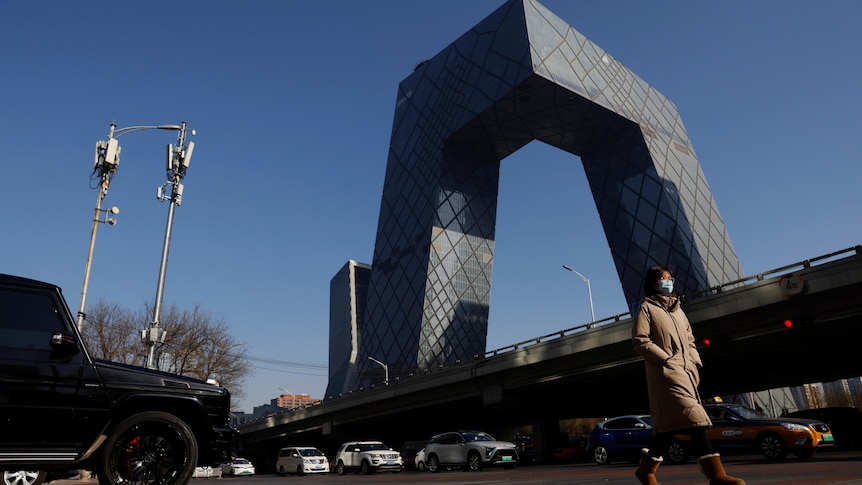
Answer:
xmin=328 ymin=0 xmax=742 ymax=395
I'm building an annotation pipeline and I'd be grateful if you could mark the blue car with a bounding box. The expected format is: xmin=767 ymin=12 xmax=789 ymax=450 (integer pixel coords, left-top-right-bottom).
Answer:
xmin=586 ymin=415 xmax=687 ymax=465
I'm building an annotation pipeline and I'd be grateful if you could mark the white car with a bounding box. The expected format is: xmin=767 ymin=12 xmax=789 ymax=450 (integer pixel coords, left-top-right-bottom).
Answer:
xmin=424 ymin=430 xmax=518 ymax=472
xmin=191 ymin=466 xmax=222 ymax=479
xmin=414 ymin=448 xmax=428 ymax=472
xmin=220 ymin=458 xmax=255 ymax=476
xmin=276 ymin=446 xmax=330 ymax=475
xmin=334 ymin=441 xmax=403 ymax=475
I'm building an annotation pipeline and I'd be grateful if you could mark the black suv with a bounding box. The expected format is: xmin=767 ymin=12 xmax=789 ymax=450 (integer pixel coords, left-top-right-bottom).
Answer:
xmin=0 ymin=274 xmax=237 ymax=485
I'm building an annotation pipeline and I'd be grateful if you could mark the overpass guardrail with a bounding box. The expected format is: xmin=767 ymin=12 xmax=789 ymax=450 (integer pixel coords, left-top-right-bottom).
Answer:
xmin=483 ymin=244 xmax=862 ymax=359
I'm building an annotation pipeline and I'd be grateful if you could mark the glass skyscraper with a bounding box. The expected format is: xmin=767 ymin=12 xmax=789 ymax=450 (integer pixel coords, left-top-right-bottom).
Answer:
xmin=335 ymin=0 xmax=742 ymax=392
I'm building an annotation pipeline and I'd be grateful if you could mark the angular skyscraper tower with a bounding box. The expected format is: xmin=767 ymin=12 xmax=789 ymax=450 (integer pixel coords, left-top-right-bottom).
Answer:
xmin=353 ymin=0 xmax=742 ymax=388
xmin=326 ymin=260 xmax=371 ymax=397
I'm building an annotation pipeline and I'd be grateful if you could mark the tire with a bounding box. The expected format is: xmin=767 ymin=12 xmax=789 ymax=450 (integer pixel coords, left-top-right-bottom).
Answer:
xmin=3 ymin=471 xmax=47 ymax=485
xmin=360 ymin=460 xmax=372 ymax=475
xmin=336 ymin=461 xmax=347 ymax=475
xmin=467 ymin=451 xmax=483 ymax=471
xmin=666 ymin=440 xmax=688 ymax=464
xmin=591 ymin=444 xmax=610 ymax=465
xmin=417 ymin=460 xmax=426 ymax=472
xmin=759 ymin=432 xmax=788 ymax=460
xmin=96 ymin=411 xmax=198 ymax=485
xmin=276 ymin=466 xmax=284 ymax=476
xmin=297 ymin=465 xmax=305 ymax=476
xmin=427 ymin=454 xmax=441 ymax=473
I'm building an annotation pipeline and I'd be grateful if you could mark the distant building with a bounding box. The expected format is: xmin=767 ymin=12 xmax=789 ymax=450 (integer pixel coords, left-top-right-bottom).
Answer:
xmin=325 ymin=260 xmax=371 ymax=397
xmin=230 ymin=403 xmax=280 ymax=427
xmin=273 ymin=392 xmax=319 ymax=410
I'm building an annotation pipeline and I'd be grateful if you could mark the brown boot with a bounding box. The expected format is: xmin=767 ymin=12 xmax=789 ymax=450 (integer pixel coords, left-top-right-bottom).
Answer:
xmin=698 ymin=454 xmax=745 ymax=485
xmin=634 ymin=449 xmax=662 ymax=485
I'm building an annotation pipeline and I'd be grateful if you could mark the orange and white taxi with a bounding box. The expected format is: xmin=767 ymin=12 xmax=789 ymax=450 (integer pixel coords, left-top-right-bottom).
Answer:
xmin=696 ymin=404 xmax=834 ymax=460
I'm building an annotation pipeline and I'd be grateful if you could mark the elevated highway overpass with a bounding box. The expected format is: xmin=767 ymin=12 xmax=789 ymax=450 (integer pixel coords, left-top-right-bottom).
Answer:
xmin=238 ymin=245 xmax=862 ymax=468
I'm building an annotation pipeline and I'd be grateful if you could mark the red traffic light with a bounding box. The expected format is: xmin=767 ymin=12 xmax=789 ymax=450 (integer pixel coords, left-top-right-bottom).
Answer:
xmin=701 ymin=338 xmax=711 ymax=346
xmin=783 ymin=319 xmax=793 ymax=328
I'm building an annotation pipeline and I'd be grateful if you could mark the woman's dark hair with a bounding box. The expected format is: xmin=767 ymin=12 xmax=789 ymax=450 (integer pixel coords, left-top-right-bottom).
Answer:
xmin=643 ymin=265 xmax=675 ymax=297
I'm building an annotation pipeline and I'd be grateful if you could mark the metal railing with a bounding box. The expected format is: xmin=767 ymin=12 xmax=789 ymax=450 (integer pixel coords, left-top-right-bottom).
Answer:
xmin=485 ymin=244 xmax=862 ymax=358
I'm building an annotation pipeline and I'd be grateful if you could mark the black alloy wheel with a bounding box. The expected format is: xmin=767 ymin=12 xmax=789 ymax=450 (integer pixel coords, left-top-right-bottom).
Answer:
xmin=97 ymin=411 xmax=197 ymax=485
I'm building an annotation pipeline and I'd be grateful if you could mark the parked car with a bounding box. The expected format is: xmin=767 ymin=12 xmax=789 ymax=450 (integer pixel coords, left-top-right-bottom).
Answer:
xmin=398 ymin=440 xmax=428 ymax=470
xmin=694 ymin=404 xmax=834 ymax=460
xmin=334 ymin=441 xmax=403 ymax=475
xmin=783 ymin=407 xmax=862 ymax=450
xmin=586 ymin=415 xmax=687 ymax=465
xmin=0 ymin=274 xmax=237 ymax=485
xmin=276 ymin=446 xmax=330 ymax=475
xmin=423 ymin=430 xmax=519 ymax=472
xmin=192 ymin=466 xmax=221 ymax=479
xmin=414 ymin=448 xmax=427 ymax=472
xmin=2 ymin=471 xmax=46 ymax=485
xmin=220 ymin=458 xmax=255 ymax=476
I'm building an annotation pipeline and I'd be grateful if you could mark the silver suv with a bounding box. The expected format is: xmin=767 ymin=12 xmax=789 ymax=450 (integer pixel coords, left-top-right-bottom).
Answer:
xmin=334 ymin=441 xmax=402 ymax=475
xmin=424 ymin=430 xmax=519 ymax=472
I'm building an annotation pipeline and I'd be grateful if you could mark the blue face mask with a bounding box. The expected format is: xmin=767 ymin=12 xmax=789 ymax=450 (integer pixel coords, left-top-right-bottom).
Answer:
xmin=657 ymin=279 xmax=674 ymax=295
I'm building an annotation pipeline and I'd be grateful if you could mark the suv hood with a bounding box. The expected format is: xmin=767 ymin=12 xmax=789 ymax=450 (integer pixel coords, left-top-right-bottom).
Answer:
xmin=94 ymin=359 xmax=224 ymax=394
xmin=471 ymin=440 xmax=517 ymax=448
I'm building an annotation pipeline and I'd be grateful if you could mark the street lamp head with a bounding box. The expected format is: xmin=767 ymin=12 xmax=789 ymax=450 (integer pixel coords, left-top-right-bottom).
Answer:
xmin=156 ymin=125 xmax=182 ymax=130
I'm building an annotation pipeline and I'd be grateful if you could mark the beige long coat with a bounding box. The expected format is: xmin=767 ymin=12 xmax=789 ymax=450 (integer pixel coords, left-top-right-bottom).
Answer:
xmin=632 ymin=295 xmax=711 ymax=433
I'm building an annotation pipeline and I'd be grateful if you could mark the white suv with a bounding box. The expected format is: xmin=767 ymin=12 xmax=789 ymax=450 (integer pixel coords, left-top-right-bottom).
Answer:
xmin=424 ymin=430 xmax=519 ymax=472
xmin=276 ymin=446 xmax=330 ymax=475
xmin=334 ymin=441 xmax=403 ymax=475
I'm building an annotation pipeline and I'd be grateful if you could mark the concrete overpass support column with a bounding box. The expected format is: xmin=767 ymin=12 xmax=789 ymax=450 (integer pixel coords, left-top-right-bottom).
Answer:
xmin=529 ymin=415 xmax=562 ymax=464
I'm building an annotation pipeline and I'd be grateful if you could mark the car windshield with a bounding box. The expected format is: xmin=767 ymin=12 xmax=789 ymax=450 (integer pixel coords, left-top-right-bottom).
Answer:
xmin=641 ymin=417 xmax=652 ymax=426
xmin=300 ymin=448 xmax=323 ymax=456
xmin=360 ymin=443 xmax=389 ymax=451
xmin=233 ymin=459 xmax=250 ymax=465
xmin=723 ymin=405 xmax=762 ymax=419
xmin=463 ymin=431 xmax=494 ymax=442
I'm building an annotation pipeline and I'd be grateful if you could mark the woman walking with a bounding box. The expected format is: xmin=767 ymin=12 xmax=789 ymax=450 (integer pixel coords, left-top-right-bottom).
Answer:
xmin=632 ymin=265 xmax=744 ymax=485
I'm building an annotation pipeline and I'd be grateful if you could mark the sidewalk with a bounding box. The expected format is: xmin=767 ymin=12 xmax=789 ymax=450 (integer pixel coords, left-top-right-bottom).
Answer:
xmin=49 ymin=472 xmax=96 ymax=485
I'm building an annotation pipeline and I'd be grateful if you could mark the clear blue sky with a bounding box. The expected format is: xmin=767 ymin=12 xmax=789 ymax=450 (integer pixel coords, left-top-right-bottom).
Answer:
xmin=2 ymin=1 xmax=859 ymax=412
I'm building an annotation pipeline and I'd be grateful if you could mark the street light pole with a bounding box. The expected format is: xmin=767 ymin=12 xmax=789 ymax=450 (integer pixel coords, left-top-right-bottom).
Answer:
xmin=367 ymin=356 xmax=389 ymax=385
xmin=562 ymin=265 xmax=595 ymax=325
xmin=78 ymin=123 xmax=182 ymax=330
xmin=146 ymin=121 xmax=195 ymax=370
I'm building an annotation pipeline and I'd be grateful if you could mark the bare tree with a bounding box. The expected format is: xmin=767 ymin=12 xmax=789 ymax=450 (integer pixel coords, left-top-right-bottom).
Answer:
xmin=81 ymin=299 xmax=252 ymax=408
xmin=146 ymin=302 xmax=252 ymax=406
xmin=80 ymin=298 xmax=145 ymax=364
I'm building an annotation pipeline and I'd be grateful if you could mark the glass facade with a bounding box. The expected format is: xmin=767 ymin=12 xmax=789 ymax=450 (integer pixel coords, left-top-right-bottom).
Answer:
xmin=325 ymin=260 xmax=370 ymax=397
xmin=349 ymin=0 xmax=742 ymax=390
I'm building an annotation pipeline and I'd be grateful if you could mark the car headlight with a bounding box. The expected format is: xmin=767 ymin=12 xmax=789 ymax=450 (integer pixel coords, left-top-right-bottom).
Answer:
xmin=781 ymin=422 xmax=809 ymax=432
xmin=482 ymin=446 xmax=495 ymax=458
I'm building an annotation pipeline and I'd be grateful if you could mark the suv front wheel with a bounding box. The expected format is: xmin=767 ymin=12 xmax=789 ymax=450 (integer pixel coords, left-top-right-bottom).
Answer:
xmin=97 ymin=411 xmax=198 ymax=485
xmin=427 ymin=455 xmax=441 ymax=473
xmin=467 ymin=452 xmax=483 ymax=471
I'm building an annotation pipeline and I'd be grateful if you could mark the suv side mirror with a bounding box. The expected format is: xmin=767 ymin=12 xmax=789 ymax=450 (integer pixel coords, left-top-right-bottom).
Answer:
xmin=50 ymin=331 xmax=80 ymax=355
